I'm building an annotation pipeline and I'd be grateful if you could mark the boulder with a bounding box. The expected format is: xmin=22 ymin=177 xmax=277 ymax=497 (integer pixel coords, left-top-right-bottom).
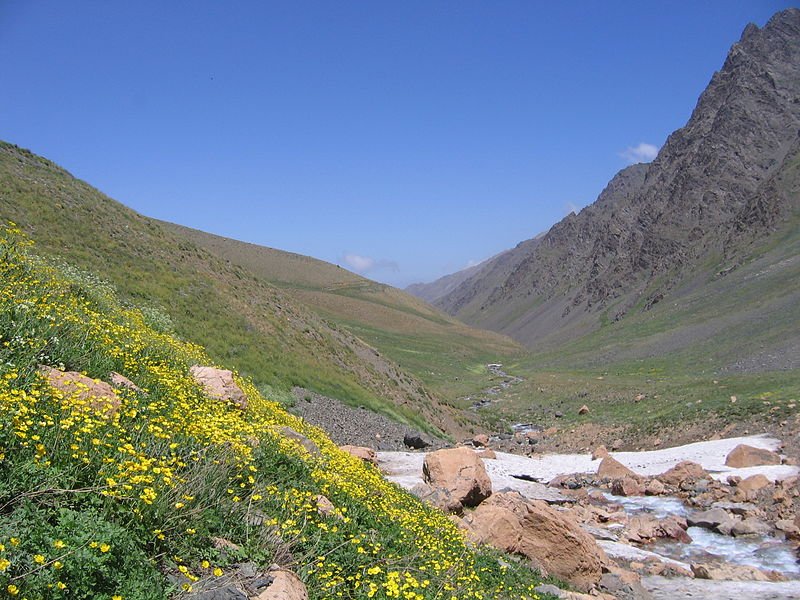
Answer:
xmin=597 ymin=456 xmax=636 ymax=480
xmin=472 ymin=434 xmax=490 ymax=447
xmin=624 ymin=514 xmax=691 ymax=544
xmin=278 ymin=426 xmax=321 ymax=458
xmin=598 ymin=567 xmax=654 ymax=600
xmin=592 ymin=445 xmax=609 ymax=460
xmin=410 ymin=482 xmax=462 ymax=514
xmin=687 ymin=508 xmax=735 ymax=532
xmin=462 ymin=491 xmax=607 ymax=591
xmin=729 ymin=517 xmax=772 ymax=537
xmin=737 ymin=474 xmax=771 ymax=495
xmin=578 ymin=404 xmax=589 ymax=415
xmin=423 ymin=447 xmax=491 ymax=510
xmin=40 ymin=366 xmax=121 ymax=417
xmin=252 ymin=567 xmax=308 ymax=600
xmin=691 ymin=563 xmax=786 ymax=582
xmin=189 ymin=365 xmax=247 ymax=410
xmin=109 ymin=371 xmax=143 ymax=392
xmin=656 ymin=461 xmax=707 ymax=487
xmin=403 ymin=432 xmax=431 ymax=449
xmin=724 ymin=444 xmax=781 ymax=468
xmin=644 ymin=479 xmax=665 ymax=496
xmin=611 ymin=476 xmax=644 ymax=497
xmin=478 ymin=449 xmax=497 ymax=460
xmin=315 ymin=495 xmax=338 ymax=518
xmin=339 ymin=445 xmax=377 ymax=465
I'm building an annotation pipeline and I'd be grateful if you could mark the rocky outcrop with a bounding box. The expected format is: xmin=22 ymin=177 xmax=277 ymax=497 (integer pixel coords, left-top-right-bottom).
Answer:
xmin=725 ymin=444 xmax=781 ymax=467
xmin=190 ymin=365 xmax=248 ymax=410
xmin=422 ymin=448 xmax=491 ymax=511
xmin=461 ymin=491 xmax=607 ymax=591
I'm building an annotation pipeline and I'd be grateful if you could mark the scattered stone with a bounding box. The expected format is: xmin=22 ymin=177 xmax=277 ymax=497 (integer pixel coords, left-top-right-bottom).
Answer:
xmin=339 ymin=445 xmax=377 ymax=464
xmin=729 ymin=517 xmax=772 ymax=537
xmin=578 ymin=405 xmax=589 ymax=415
xmin=635 ymin=394 xmax=645 ymax=402
xmin=597 ymin=456 xmax=637 ymax=480
xmin=40 ymin=365 xmax=121 ymax=417
xmin=478 ymin=449 xmax=497 ymax=460
xmin=190 ymin=365 xmax=248 ymax=410
xmin=462 ymin=491 xmax=607 ymax=591
xmin=423 ymin=447 xmax=492 ymax=511
xmin=724 ymin=444 xmax=781 ymax=468
xmin=624 ymin=515 xmax=691 ymax=544
xmin=592 ymin=445 xmax=609 ymax=460
xmin=687 ymin=508 xmax=734 ymax=532
xmin=611 ymin=439 xmax=624 ymax=451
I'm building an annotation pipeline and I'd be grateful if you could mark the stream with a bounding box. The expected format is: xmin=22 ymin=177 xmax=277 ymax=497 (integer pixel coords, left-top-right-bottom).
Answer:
xmin=465 ymin=363 xmax=523 ymax=410
xmin=602 ymin=491 xmax=800 ymax=578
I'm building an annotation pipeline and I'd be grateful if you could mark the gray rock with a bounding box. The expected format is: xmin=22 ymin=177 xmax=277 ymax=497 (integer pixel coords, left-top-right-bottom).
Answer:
xmin=688 ymin=508 xmax=735 ymax=531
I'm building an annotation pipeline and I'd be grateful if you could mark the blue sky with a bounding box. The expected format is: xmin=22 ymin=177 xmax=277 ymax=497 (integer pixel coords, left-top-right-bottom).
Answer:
xmin=0 ymin=1 xmax=793 ymax=287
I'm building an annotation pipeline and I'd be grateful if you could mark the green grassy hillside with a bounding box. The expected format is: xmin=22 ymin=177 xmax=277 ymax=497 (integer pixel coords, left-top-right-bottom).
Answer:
xmin=165 ymin=225 xmax=523 ymax=403
xmin=0 ymin=141 xmax=469 ymax=436
xmin=0 ymin=225 xmax=547 ymax=599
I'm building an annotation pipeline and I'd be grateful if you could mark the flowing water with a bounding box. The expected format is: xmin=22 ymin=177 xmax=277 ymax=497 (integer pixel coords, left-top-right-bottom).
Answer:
xmin=602 ymin=491 xmax=800 ymax=578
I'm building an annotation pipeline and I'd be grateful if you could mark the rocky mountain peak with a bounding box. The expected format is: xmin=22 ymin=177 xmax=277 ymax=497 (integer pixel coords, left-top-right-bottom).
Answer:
xmin=435 ymin=9 xmax=800 ymax=349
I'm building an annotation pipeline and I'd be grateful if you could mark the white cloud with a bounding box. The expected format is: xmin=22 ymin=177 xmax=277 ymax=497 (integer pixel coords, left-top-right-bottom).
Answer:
xmin=342 ymin=253 xmax=399 ymax=274
xmin=620 ymin=142 xmax=659 ymax=164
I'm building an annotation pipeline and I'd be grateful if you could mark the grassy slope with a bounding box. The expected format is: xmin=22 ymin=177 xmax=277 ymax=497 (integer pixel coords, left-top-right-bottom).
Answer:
xmin=165 ymin=223 xmax=523 ymax=402
xmin=0 ymin=141 xmax=467 ymax=436
xmin=0 ymin=226 xmax=548 ymax=599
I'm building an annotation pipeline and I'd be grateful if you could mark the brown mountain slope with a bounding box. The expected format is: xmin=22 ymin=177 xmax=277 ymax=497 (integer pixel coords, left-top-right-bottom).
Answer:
xmin=436 ymin=9 xmax=800 ymax=359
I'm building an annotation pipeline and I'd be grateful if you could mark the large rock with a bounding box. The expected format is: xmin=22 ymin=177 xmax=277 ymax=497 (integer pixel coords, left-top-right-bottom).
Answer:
xmin=656 ymin=461 xmax=707 ymax=486
xmin=403 ymin=431 xmax=431 ymax=449
xmin=252 ymin=567 xmax=308 ymax=600
xmin=611 ymin=476 xmax=644 ymax=497
xmin=40 ymin=366 xmax=121 ymax=417
xmin=462 ymin=491 xmax=607 ymax=591
xmin=423 ymin=447 xmax=491 ymax=510
xmin=597 ymin=456 xmax=636 ymax=480
xmin=687 ymin=508 xmax=735 ymax=532
xmin=624 ymin=514 xmax=691 ymax=544
xmin=737 ymin=473 xmax=771 ymax=494
xmin=725 ymin=444 xmax=781 ymax=468
xmin=339 ymin=445 xmax=377 ymax=465
xmin=410 ymin=482 xmax=462 ymax=514
xmin=190 ymin=365 xmax=247 ymax=410
xmin=691 ymin=563 xmax=786 ymax=582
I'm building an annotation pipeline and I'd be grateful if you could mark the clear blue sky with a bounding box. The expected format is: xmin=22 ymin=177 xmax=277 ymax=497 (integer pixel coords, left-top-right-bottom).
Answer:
xmin=1 ymin=1 xmax=793 ymax=287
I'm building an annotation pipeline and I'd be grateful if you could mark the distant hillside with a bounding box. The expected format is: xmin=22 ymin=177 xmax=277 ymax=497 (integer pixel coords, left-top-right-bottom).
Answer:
xmin=0 ymin=141 xmax=476 ymax=436
xmin=436 ymin=9 xmax=800 ymax=373
xmin=164 ymin=223 xmax=522 ymax=402
xmin=406 ymin=259 xmax=492 ymax=304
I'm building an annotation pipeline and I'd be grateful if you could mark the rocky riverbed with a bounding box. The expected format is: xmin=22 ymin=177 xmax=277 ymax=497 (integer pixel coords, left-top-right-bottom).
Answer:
xmin=377 ymin=435 xmax=800 ymax=600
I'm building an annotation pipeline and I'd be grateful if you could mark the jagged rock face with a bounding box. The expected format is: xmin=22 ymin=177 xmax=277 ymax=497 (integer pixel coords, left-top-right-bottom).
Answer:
xmin=436 ymin=9 xmax=800 ymax=348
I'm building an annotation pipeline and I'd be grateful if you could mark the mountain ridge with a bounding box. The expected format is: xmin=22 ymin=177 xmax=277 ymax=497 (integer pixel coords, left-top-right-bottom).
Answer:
xmin=432 ymin=9 xmax=800 ymax=362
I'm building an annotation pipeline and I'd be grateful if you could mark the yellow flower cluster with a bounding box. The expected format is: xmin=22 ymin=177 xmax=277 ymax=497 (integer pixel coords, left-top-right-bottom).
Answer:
xmin=0 ymin=225 xmax=541 ymax=599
